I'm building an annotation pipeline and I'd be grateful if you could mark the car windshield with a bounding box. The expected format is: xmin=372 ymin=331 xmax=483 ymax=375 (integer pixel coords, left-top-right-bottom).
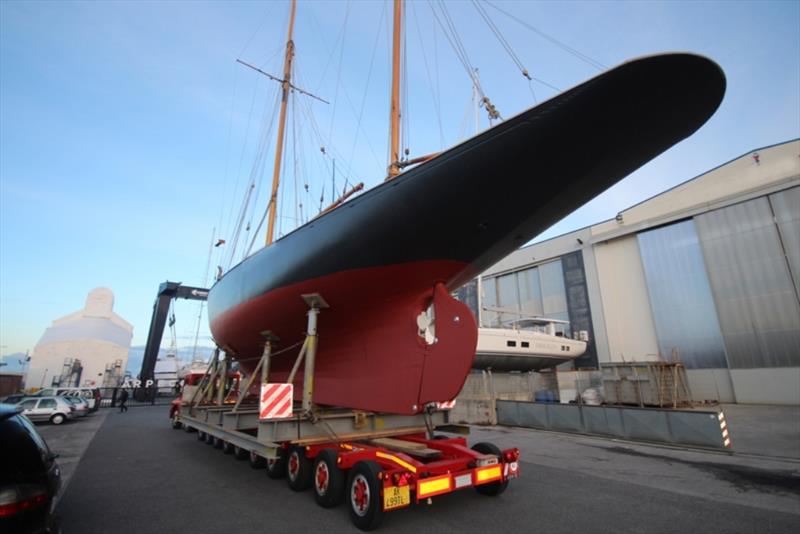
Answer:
xmin=19 ymin=399 xmax=37 ymax=410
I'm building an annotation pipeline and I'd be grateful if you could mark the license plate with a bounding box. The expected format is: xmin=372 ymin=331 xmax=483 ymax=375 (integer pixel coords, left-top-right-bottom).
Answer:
xmin=383 ymin=485 xmax=410 ymax=511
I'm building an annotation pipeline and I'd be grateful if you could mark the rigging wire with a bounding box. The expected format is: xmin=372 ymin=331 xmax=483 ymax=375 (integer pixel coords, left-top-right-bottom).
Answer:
xmin=191 ymin=227 xmax=216 ymax=362
xmin=483 ymin=0 xmax=606 ymax=71
xmin=325 ymin=1 xmax=352 ymax=151
xmin=292 ymin=91 xmax=300 ymax=231
xmin=410 ymin=1 xmax=445 ymax=148
xmin=346 ymin=2 xmax=386 ymax=181
xmin=428 ymin=0 xmax=501 ymax=122
xmin=227 ymin=86 xmax=281 ymax=267
xmin=220 ymin=74 xmax=261 ymax=269
xmin=471 ymin=0 xmax=557 ymax=100
xmin=238 ymin=4 xmax=279 ymax=60
xmin=215 ymin=63 xmax=240 ymax=258
xmin=470 ymin=0 xmax=531 ymax=81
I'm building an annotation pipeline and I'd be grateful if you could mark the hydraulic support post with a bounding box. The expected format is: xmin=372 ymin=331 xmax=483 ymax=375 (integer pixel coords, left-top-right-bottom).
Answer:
xmin=301 ymin=293 xmax=329 ymax=414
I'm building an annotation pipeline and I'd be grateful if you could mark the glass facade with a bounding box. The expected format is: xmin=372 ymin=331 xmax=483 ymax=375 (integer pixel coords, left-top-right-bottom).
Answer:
xmin=637 ymin=220 xmax=728 ymax=369
xmin=453 ymin=279 xmax=479 ymax=322
xmin=481 ymin=259 xmax=571 ymax=336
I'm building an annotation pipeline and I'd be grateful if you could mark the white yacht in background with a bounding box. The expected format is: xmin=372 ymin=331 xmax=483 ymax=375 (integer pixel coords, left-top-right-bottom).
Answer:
xmin=474 ymin=315 xmax=587 ymax=372
xmin=153 ymin=353 xmax=181 ymax=388
xmin=178 ymin=357 xmax=212 ymax=379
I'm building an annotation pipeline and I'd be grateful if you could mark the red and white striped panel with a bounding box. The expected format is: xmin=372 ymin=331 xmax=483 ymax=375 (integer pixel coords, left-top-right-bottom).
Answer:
xmin=436 ymin=400 xmax=456 ymax=410
xmin=260 ymin=383 xmax=293 ymax=420
xmin=718 ymin=411 xmax=732 ymax=449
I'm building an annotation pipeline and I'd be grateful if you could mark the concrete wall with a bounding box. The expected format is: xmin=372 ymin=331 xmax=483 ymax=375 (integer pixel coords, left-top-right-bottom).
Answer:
xmin=593 ymin=236 xmax=660 ymax=363
xmin=730 ymin=368 xmax=800 ymax=405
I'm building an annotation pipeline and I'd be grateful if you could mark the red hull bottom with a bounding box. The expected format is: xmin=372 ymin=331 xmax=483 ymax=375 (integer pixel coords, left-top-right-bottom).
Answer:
xmin=210 ymin=261 xmax=478 ymax=414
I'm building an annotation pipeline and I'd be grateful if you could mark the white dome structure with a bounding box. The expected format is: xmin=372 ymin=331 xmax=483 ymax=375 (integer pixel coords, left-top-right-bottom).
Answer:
xmin=28 ymin=288 xmax=133 ymax=389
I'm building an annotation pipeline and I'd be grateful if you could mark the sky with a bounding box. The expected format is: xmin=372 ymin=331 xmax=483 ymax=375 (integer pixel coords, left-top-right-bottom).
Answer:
xmin=1 ymin=0 xmax=798 ymax=363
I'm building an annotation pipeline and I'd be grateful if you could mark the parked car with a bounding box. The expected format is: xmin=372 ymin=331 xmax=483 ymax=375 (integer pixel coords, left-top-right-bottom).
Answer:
xmin=0 ymin=394 xmax=27 ymax=405
xmin=36 ymin=387 xmax=101 ymax=411
xmin=63 ymin=397 xmax=89 ymax=417
xmin=0 ymin=404 xmax=61 ymax=533
xmin=16 ymin=397 xmax=75 ymax=425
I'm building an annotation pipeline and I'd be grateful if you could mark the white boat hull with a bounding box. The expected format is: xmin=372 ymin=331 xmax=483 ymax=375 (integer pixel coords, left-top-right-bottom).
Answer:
xmin=473 ymin=328 xmax=587 ymax=371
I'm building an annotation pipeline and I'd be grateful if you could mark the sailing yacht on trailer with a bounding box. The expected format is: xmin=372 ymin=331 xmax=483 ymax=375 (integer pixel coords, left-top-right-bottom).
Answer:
xmin=206 ymin=0 xmax=726 ymax=415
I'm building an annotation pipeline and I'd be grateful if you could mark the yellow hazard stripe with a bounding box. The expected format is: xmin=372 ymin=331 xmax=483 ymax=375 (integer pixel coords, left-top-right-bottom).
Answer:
xmin=475 ymin=465 xmax=502 ymax=483
xmin=418 ymin=476 xmax=451 ymax=498
xmin=375 ymin=451 xmax=417 ymax=473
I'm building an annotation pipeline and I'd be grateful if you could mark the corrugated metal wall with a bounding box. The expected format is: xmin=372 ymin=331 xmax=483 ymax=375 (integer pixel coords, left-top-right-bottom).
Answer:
xmin=769 ymin=186 xmax=800 ymax=294
xmin=695 ymin=192 xmax=800 ymax=369
xmin=637 ymin=219 xmax=728 ymax=368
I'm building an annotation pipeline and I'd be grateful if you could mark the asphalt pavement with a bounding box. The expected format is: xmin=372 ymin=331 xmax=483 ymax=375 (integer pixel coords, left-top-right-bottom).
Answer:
xmin=54 ymin=406 xmax=800 ymax=534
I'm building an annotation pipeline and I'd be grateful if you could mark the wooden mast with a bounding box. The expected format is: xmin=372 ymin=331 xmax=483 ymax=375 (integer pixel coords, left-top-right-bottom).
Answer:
xmin=387 ymin=0 xmax=403 ymax=179
xmin=265 ymin=0 xmax=297 ymax=246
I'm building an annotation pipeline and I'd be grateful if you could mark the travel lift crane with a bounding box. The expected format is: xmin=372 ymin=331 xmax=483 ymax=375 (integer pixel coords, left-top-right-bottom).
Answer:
xmin=137 ymin=281 xmax=208 ymax=399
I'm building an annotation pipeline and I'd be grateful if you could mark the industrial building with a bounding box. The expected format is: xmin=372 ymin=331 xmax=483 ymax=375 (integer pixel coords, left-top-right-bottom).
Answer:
xmin=467 ymin=139 xmax=799 ymax=406
xmin=27 ymin=287 xmax=133 ymax=389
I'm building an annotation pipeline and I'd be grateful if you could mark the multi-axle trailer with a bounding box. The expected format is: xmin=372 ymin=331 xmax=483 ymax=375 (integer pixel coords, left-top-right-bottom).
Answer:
xmin=168 ymin=293 xmax=519 ymax=530
xmin=175 ymin=403 xmax=519 ymax=530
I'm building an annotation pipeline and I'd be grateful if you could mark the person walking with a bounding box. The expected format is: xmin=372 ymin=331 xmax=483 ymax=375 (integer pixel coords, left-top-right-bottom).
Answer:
xmin=118 ymin=388 xmax=129 ymax=413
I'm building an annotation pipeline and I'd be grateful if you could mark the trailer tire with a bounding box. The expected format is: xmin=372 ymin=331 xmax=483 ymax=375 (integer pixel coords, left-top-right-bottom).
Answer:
xmin=183 ymin=421 xmax=194 ymax=433
xmin=249 ymin=450 xmax=266 ymax=469
xmin=234 ymin=446 xmax=248 ymax=460
xmin=213 ymin=437 xmax=225 ymax=449
xmin=205 ymin=432 xmax=215 ymax=445
xmin=197 ymin=431 xmax=206 ymax=441
xmin=471 ymin=442 xmax=508 ymax=496
xmin=222 ymin=441 xmax=234 ymax=455
xmin=286 ymin=446 xmax=312 ymax=491
xmin=347 ymin=461 xmax=384 ymax=531
xmin=313 ymin=449 xmax=345 ymax=508
xmin=266 ymin=449 xmax=287 ymax=479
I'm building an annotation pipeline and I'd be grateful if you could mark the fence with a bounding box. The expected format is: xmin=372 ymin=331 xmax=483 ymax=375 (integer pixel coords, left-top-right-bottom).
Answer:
xmin=97 ymin=386 xmax=179 ymax=408
xmin=496 ymin=399 xmax=732 ymax=451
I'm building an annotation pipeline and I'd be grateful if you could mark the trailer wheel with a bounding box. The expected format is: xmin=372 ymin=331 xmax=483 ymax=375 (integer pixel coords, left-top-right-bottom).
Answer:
xmin=471 ymin=442 xmax=508 ymax=496
xmin=347 ymin=461 xmax=384 ymax=531
xmin=286 ymin=446 xmax=312 ymax=491
xmin=183 ymin=421 xmax=194 ymax=433
xmin=205 ymin=432 xmax=215 ymax=445
xmin=313 ymin=449 xmax=345 ymax=508
xmin=234 ymin=446 xmax=248 ymax=461
xmin=222 ymin=441 xmax=234 ymax=455
xmin=249 ymin=450 xmax=266 ymax=469
xmin=266 ymin=449 xmax=287 ymax=479
xmin=213 ymin=437 xmax=225 ymax=449
xmin=197 ymin=431 xmax=206 ymax=441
